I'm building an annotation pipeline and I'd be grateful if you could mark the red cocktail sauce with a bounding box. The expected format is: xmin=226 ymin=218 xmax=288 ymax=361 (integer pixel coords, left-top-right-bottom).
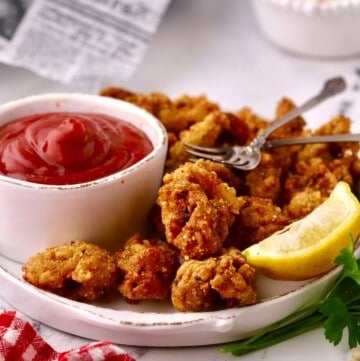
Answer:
xmin=0 ymin=112 xmax=153 ymax=185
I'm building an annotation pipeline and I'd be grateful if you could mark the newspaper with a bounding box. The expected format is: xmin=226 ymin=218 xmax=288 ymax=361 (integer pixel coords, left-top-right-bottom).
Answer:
xmin=0 ymin=0 xmax=171 ymax=91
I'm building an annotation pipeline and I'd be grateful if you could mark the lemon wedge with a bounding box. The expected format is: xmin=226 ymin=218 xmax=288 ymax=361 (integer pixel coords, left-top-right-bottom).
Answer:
xmin=243 ymin=181 xmax=360 ymax=280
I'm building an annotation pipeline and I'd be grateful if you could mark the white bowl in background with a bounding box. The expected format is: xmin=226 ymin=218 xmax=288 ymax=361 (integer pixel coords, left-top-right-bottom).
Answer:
xmin=0 ymin=93 xmax=167 ymax=263
xmin=251 ymin=0 xmax=360 ymax=59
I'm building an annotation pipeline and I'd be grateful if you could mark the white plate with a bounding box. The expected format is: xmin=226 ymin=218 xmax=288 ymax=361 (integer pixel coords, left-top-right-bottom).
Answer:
xmin=0 ymin=252 xmax=344 ymax=347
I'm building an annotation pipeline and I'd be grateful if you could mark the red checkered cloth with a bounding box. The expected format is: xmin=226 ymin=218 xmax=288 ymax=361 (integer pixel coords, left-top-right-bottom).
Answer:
xmin=0 ymin=310 xmax=136 ymax=361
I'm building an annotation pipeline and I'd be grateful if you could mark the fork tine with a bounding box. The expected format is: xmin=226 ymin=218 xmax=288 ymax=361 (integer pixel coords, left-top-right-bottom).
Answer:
xmin=183 ymin=142 xmax=228 ymax=155
xmin=221 ymin=159 xmax=250 ymax=168
xmin=185 ymin=148 xmax=230 ymax=162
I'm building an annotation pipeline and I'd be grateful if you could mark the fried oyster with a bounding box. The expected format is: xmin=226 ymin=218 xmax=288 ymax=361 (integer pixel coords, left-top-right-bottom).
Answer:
xmin=22 ymin=241 xmax=118 ymax=301
xmin=171 ymin=247 xmax=257 ymax=312
xmin=156 ymin=159 xmax=243 ymax=260
xmin=100 ymin=86 xmax=251 ymax=172
xmin=226 ymin=196 xmax=290 ymax=250
xmin=116 ymin=234 xmax=179 ymax=301
xmin=282 ymin=114 xmax=360 ymax=219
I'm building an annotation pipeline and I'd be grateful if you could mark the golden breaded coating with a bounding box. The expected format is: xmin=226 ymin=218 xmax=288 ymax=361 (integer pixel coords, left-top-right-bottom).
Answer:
xmin=171 ymin=248 xmax=257 ymax=312
xmin=100 ymin=86 xmax=220 ymax=135
xmin=283 ymin=188 xmax=324 ymax=220
xmin=157 ymin=159 xmax=243 ymax=260
xmin=166 ymin=111 xmax=231 ymax=171
xmin=239 ymin=98 xmax=307 ymax=203
xmin=245 ymin=152 xmax=282 ymax=202
xmin=100 ymin=86 xmax=173 ymax=122
xmin=192 ymin=156 xmax=244 ymax=193
xmin=116 ymin=234 xmax=179 ymax=301
xmin=166 ymin=111 xmax=253 ymax=172
xmin=158 ymin=94 xmax=220 ymax=134
xmin=100 ymin=86 xmax=253 ymax=172
xmin=226 ymin=196 xmax=289 ymax=250
xmin=283 ymin=158 xmax=354 ymax=219
xmin=225 ymin=112 xmax=252 ymax=146
xmin=281 ymin=115 xmax=359 ymax=219
xmin=269 ymin=98 xmax=306 ymax=140
xmin=22 ymin=241 xmax=118 ymax=301
xmin=296 ymin=115 xmax=354 ymax=164
xmin=315 ymin=114 xmax=351 ymax=135
xmin=236 ymin=106 xmax=268 ymax=141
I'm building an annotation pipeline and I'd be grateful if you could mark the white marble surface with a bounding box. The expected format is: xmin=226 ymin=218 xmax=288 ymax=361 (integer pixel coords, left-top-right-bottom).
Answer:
xmin=1 ymin=0 xmax=360 ymax=360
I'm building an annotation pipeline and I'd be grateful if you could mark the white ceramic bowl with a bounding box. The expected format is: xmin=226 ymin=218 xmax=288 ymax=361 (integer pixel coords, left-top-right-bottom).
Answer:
xmin=251 ymin=0 xmax=360 ymax=59
xmin=0 ymin=93 xmax=168 ymax=263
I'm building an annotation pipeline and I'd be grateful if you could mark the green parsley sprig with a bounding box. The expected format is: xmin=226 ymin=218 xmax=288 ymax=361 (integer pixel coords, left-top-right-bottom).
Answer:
xmin=220 ymin=240 xmax=360 ymax=356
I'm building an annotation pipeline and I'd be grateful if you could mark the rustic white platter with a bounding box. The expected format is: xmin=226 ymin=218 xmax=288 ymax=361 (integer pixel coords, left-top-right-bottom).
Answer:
xmin=0 ymin=251 xmax=344 ymax=347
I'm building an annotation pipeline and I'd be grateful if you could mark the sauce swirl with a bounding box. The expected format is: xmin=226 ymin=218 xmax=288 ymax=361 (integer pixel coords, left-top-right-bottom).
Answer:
xmin=0 ymin=112 xmax=153 ymax=185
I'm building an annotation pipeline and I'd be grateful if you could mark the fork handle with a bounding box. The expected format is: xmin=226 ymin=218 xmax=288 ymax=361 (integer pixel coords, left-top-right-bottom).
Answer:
xmin=258 ymin=76 xmax=346 ymax=143
xmin=263 ymin=133 xmax=360 ymax=148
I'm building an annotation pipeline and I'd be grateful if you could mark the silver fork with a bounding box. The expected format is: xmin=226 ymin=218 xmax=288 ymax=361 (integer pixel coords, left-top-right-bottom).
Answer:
xmin=263 ymin=133 xmax=360 ymax=148
xmin=185 ymin=133 xmax=360 ymax=170
xmin=185 ymin=76 xmax=346 ymax=171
